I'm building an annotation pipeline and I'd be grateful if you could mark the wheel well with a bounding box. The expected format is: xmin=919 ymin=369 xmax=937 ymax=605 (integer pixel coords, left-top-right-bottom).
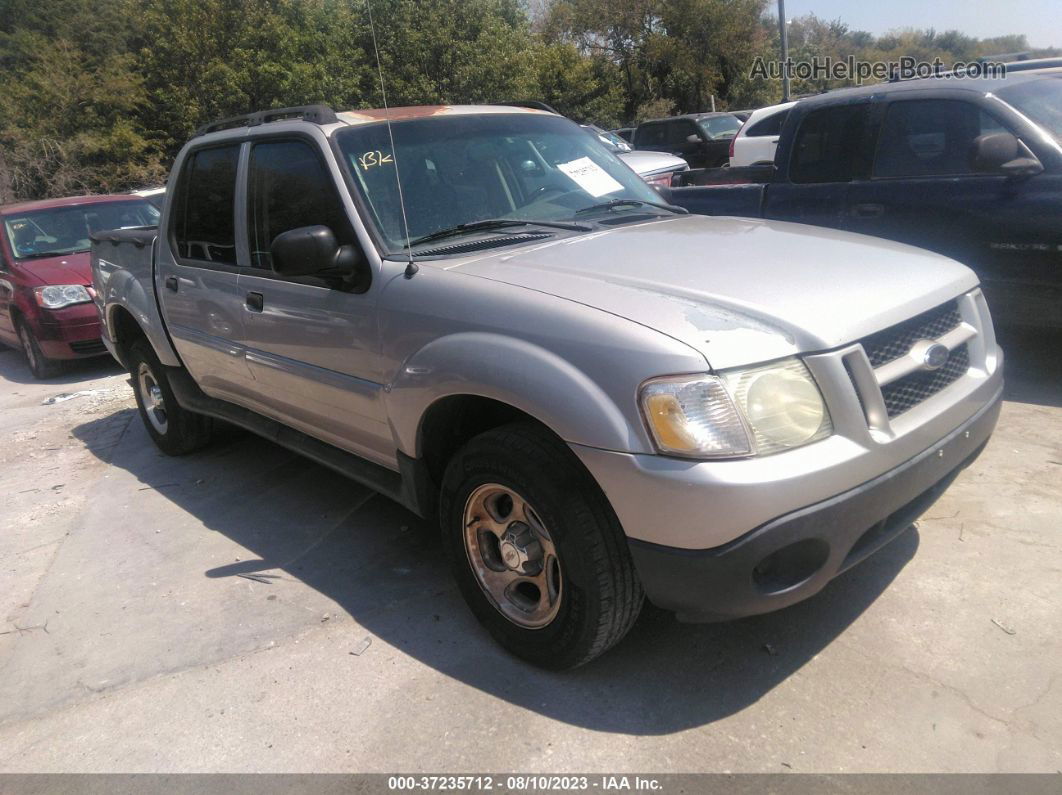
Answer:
xmin=109 ymin=306 xmax=147 ymax=368
xmin=418 ymin=395 xmax=546 ymax=485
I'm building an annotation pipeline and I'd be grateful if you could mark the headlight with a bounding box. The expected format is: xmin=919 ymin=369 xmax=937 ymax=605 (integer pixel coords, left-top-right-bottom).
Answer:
xmin=640 ymin=358 xmax=832 ymax=458
xmin=34 ymin=284 xmax=92 ymax=309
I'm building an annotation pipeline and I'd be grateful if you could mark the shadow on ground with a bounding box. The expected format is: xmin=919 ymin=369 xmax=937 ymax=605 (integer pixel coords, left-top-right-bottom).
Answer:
xmin=73 ymin=406 xmax=919 ymax=736
xmin=0 ymin=346 xmax=122 ymax=386
xmin=997 ymin=325 xmax=1062 ymax=408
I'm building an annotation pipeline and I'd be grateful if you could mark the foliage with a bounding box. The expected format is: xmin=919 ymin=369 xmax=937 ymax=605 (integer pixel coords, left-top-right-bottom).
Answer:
xmin=0 ymin=0 xmax=1055 ymax=201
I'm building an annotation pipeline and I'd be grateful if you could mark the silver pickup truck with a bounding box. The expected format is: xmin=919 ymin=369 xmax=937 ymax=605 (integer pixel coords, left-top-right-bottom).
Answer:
xmin=92 ymin=103 xmax=1003 ymax=669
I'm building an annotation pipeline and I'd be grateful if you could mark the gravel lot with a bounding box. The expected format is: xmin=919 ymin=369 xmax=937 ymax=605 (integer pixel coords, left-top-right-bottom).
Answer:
xmin=0 ymin=328 xmax=1059 ymax=773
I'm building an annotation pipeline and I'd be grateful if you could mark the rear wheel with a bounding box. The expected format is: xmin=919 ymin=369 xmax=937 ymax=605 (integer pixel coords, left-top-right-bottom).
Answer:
xmin=440 ymin=422 xmax=644 ymax=669
xmin=128 ymin=339 xmax=213 ymax=455
xmin=17 ymin=321 xmax=62 ymax=379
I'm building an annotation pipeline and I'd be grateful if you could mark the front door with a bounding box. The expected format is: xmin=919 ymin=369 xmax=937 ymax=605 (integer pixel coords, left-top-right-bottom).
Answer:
xmin=844 ymin=97 xmax=1062 ymax=326
xmin=156 ymin=142 xmax=256 ymax=402
xmin=237 ymin=137 xmax=392 ymax=466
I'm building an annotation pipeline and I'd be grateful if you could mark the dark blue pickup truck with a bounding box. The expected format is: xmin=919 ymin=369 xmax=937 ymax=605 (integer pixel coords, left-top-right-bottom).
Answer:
xmin=670 ymin=67 xmax=1062 ymax=329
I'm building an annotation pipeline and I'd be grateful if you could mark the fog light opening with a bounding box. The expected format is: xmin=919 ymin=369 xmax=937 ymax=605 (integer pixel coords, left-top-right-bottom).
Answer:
xmin=752 ymin=538 xmax=830 ymax=594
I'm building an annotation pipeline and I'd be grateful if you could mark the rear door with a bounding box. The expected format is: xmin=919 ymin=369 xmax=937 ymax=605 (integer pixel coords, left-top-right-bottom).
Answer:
xmin=156 ymin=142 xmax=256 ymax=402
xmin=764 ymin=101 xmax=877 ymax=229
xmin=237 ymin=136 xmax=393 ymax=466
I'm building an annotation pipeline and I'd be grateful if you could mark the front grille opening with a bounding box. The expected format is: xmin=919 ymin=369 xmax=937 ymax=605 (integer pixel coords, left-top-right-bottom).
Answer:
xmin=861 ymin=300 xmax=962 ymax=369
xmin=69 ymin=339 xmax=107 ymax=355
xmin=881 ymin=344 xmax=969 ymax=417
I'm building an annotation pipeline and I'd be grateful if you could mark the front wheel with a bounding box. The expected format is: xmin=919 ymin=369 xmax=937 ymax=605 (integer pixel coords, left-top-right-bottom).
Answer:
xmin=128 ymin=339 xmax=213 ymax=455
xmin=17 ymin=321 xmax=63 ymax=379
xmin=440 ymin=423 xmax=644 ymax=669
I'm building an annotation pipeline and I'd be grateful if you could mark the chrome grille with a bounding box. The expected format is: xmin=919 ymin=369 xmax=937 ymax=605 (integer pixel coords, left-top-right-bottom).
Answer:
xmin=880 ymin=344 xmax=969 ymax=417
xmin=861 ymin=301 xmax=962 ymax=369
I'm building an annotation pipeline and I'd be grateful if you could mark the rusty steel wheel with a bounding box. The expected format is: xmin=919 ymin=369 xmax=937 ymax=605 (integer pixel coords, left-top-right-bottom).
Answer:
xmin=462 ymin=483 xmax=563 ymax=629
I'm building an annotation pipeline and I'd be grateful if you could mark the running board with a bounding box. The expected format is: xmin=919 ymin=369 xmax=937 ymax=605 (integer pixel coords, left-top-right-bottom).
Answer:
xmin=165 ymin=366 xmax=434 ymax=516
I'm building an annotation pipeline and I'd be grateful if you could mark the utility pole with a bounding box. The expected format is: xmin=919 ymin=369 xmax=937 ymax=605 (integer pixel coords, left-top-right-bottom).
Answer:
xmin=778 ymin=0 xmax=791 ymax=101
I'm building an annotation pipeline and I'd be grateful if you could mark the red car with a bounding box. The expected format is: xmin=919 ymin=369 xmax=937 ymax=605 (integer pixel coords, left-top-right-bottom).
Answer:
xmin=0 ymin=194 xmax=159 ymax=378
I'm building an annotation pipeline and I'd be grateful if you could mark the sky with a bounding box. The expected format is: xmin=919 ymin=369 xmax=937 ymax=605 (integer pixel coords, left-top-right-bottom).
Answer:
xmin=781 ymin=0 xmax=1062 ymax=50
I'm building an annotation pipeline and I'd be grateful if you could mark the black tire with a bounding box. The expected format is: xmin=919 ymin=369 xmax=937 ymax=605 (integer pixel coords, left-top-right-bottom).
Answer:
xmin=17 ymin=320 xmax=63 ymax=379
xmin=128 ymin=339 xmax=213 ymax=455
xmin=440 ymin=422 xmax=644 ymax=669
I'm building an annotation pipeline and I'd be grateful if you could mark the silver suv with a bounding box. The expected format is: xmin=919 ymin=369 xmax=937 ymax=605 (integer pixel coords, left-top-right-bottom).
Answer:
xmin=92 ymin=104 xmax=1003 ymax=668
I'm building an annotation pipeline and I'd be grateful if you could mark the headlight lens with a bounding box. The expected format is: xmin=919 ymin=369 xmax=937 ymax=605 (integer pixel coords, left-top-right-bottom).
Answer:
xmin=640 ymin=358 xmax=831 ymax=458
xmin=722 ymin=359 xmax=832 ymax=454
xmin=34 ymin=284 xmax=91 ymax=309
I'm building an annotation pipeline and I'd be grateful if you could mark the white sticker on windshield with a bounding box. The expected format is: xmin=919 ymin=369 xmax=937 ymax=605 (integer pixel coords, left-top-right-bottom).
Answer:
xmin=556 ymin=157 xmax=623 ymax=198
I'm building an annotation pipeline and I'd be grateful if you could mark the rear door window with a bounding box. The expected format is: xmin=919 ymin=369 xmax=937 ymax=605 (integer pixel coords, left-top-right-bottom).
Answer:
xmin=873 ymin=100 xmax=1010 ymax=178
xmin=790 ymin=104 xmax=873 ymax=184
xmin=173 ymin=145 xmax=240 ymax=265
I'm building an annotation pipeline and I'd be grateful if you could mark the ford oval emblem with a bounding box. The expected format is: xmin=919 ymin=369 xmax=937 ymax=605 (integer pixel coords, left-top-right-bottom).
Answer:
xmin=923 ymin=343 xmax=949 ymax=371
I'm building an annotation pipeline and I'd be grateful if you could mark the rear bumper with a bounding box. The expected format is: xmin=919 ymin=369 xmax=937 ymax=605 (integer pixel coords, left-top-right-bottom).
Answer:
xmin=626 ymin=388 xmax=1001 ymax=622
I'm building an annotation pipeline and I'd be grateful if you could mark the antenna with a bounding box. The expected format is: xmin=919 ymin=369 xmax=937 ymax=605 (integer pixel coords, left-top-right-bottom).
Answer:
xmin=366 ymin=0 xmax=418 ymax=278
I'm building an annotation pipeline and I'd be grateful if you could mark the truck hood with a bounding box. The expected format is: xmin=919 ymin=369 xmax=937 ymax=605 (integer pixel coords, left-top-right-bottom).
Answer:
xmin=452 ymin=214 xmax=979 ymax=369
xmin=15 ymin=251 xmax=92 ymax=287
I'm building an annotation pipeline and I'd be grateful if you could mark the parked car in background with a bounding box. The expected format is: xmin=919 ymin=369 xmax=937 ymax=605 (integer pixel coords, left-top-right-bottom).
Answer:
xmin=729 ymin=101 xmax=796 ymax=166
xmin=131 ymin=186 xmax=166 ymax=209
xmin=584 ymin=124 xmax=689 ymax=187
xmin=618 ymin=149 xmax=690 ymax=188
xmin=668 ymin=67 xmax=1062 ymax=329
xmin=633 ymin=112 xmax=743 ymax=168
xmin=611 ymin=127 xmax=634 ymax=143
xmin=728 ymin=109 xmax=754 ymax=122
xmin=0 ymin=194 xmax=159 ymax=377
xmin=582 ymin=124 xmax=632 ymax=152
xmin=94 ymin=103 xmax=1000 ymax=668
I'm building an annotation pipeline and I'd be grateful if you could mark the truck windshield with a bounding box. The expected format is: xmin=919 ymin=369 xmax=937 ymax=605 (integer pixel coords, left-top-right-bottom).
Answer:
xmin=335 ymin=113 xmax=666 ymax=252
xmin=3 ymin=200 xmax=159 ymax=260
xmin=997 ymin=74 xmax=1062 ymax=142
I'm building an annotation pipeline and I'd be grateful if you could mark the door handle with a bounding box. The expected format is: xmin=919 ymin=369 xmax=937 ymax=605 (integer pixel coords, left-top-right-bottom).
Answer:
xmin=851 ymin=203 xmax=885 ymax=219
xmin=165 ymin=276 xmax=178 ymax=291
xmin=245 ymin=292 xmax=264 ymax=312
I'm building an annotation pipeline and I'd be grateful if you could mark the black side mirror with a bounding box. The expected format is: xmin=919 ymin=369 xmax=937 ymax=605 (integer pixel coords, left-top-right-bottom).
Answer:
xmin=270 ymin=225 xmax=369 ymax=292
xmin=686 ymin=133 xmax=704 ymax=144
xmin=970 ymin=132 xmax=1044 ymax=176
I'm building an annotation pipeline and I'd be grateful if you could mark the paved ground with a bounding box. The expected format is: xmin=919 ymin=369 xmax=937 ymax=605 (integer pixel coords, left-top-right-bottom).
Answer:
xmin=0 ymin=328 xmax=1059 ymax=773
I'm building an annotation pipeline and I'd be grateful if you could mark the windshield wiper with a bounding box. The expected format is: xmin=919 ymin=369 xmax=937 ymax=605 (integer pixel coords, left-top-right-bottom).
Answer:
xmin=405 ymin=218 xmax=591 ymax=248
xmin=16 ymin=249 xmax=85 ymax=260
xmin=575 ymin=198 xmax=687 ymax=216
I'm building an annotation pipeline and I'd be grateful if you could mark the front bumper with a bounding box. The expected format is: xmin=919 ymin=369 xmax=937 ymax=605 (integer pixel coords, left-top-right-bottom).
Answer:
xmin=623 ymin=389 xmax=1001 ymax=621
xmin=34 ymin=302 xmax=106 ymax=359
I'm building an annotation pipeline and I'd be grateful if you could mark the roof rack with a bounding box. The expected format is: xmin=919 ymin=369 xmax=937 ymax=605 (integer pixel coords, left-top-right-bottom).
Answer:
xmin=193 ymin=104 xmax=340 ymax=137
